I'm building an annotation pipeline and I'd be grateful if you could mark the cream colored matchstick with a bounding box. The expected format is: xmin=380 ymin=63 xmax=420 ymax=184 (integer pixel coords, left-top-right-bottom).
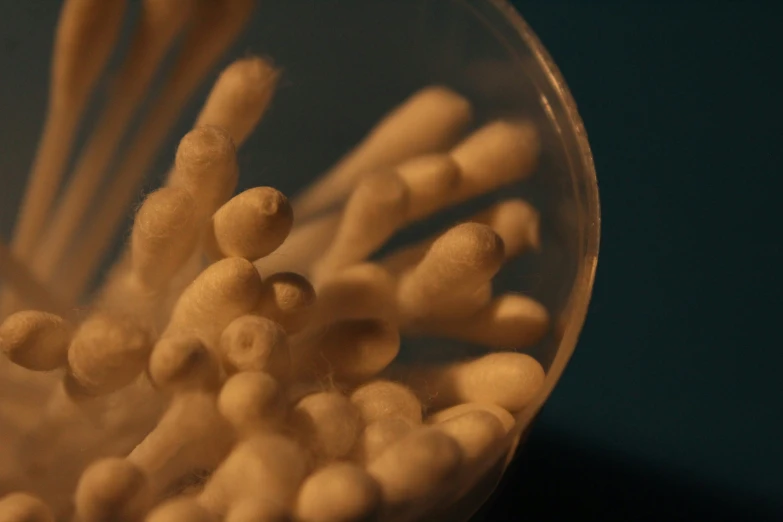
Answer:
xmin=0 ymin=241 xmax=74 ymax=319
xmin=311 ymin=172 xmax=410 ymax=283
xmin=8 ymin=0 xmax=127 ymax=264
xmin=163 ymin=257 xmax=264 ymax=352
xmin=57 ymin=0 xmax=257 ymax=301
xmin=148 ymin=336 xmax=221 ymax=392
xmin=409 ymin=352 xmax=546 ymax=412
xmin=254 ymin=212 xmax=343 ymax=278
xmin=381 ymin=198 xmax=540 ymax=275
xmin=32 ymin=0 xmax=194 ymax=287
xmin=127 ymin=391 xmax=233 ymax=498
xmin=367 ymin=428 xmax=462 ymax=515
xmin=294 ymin=319 xmax=400 ymax=382
xmin=131 ymin=187 xmax=200 ymax=291
xmin=397 ymin=153 xmax=461 ymax=221
xmin=0 ymin=311 xmax=73 ymax=371
xmin=0 ymin=492 xmax=53 ymax=522
xmin=412 ymin=294 xmax=550 ymax=349
xmin=450 ymin=120 xmax=540 ymax=202
xmin=350 ymin=380 xmax=422 ymax=426
xmin=205 ymin=187 xmax=293 ymax=262
xmin=351 ymin=418 xmax=415 ymax=465
xmin=168 ymin=125 xmax=240 ymax=220
xmin=431 ymin=410 xmax=506 ymax=471
xmin=197 ymin=434 xmax=309 ymax=517
xmin=311 ymin=263 xmax=397 ymax=327
xmin=429 ymin=403 xmax=515 ymax=434
xmin=254 ymin=273 xmax=316 ymax=335
xmin=290 ymin=391 xmax=363 ymax=461
xmin=66 ymin=313 xmax=153 ymax=397
xmin=295 ymin=463 xmax=381 ymax=522
xmin=192 ymin=56 xmax=280 ymax=146
xmin=145 ymin=498 xmax=216 ymax=522
xmin=293 ymin=86 xmax=472 ymax=222
xmin=218 ymin=371 xmax=286 ymax=436
xmin=396 ymin=223 xmax=504 ymax=323
xmin=74 ymin=458 xmax=152 ymax=522
xmin=219 ymin=316 xmax=290 ymax=377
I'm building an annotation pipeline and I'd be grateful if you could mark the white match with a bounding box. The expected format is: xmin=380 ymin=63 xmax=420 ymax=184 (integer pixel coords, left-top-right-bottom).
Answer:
xmin=349 ymin=380 xmax=423 ymax=426
xmin=428 ymin=402 xmax=516 ymax=434
xmin=414 ymin=294 xmax=551 ymax=349
xmin=164 ymin=257 xmax=264 ymax=352
xmin=0 ymin=492 xmax=53 ymax=522
xmin=289 ymin=391 xmax=363 ymax=462
xmin=351 ymin=417 xmax=416 ymax=465
xmin=431 ymin=410 xmax=506 ymax=471
xmin=450 ymin=120 xmax=540 ymax=202
xmin=127 ymin=391 xmax=234 ymax=499
xmin=168 ymin=125 xmax=240 ymax=221
xmin=218 ymin=371 xmax=286 ymax=436
xmin=131 ymin=187 xmax=200 ymax=291
xmin=67 ymin=313 xmax=153 ymax=397
xmin=148 ymin=336 xmax=221 ymax=392
xmin=311 ymin=172 xmax=410 ymax=283
xmin=74 ymin=458 xmax=151 ymax=522
xmin=31 ymin=0 xmax=194 ymax=289
xmin=295 ymin=463 xmax=381 ymax=522
xmin=397 ymin=153 xmax=461 ymax=221
xmin=197 ymin=434 xmax=309 ymax=517
xmin=294 ymin=319 xmax=400 ymax=382
xmin=219 ymin=315 xmax=290 ymax=377
xmin=396 ymin=223 xmax=505 ymax=323
xmin=194 ymin=56 xmax=280 ymax=147
xmin=254 ymin=273 xmax=316 ymax=335
xmin=7 ymin=0 xmax=127 ymax=267
xmin=56 ymin=0 xmax=256 ymax=302
xmin=367 ymin=428 xmax=462 ymax=515
xmin=293 ymin=86 xmax=473 ymax=222
xmin=410 ymin=352 xmax=546 ymax=412
xmin=0 ymin=311 xmax=73 ymax=371
xmin=206 ymin=187 xmax=293 ymax=262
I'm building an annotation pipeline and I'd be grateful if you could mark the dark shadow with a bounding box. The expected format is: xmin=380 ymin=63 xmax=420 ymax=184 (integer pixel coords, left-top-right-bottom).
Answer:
xmin=471 ymin=426 xmax=782 ymax=522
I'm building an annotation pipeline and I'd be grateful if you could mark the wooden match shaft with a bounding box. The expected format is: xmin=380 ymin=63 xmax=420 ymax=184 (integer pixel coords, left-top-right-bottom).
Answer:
xmin=9 ymin=0 xmax=127 ymax=261
xmin=55 ymin=1 xmax=258 ymax=303
xmin=30 ymin=0 xmax=194 ymax=292
xmin=292 ymin=86 xmax=472 ymax=223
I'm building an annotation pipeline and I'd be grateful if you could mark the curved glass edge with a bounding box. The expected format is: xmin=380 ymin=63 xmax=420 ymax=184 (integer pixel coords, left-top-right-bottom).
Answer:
xmin=491 ymin=0 xmax=601 ymax=432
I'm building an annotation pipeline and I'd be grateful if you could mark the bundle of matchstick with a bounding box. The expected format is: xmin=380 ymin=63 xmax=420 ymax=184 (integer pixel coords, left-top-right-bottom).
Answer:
xmin=0 ymin=1 xmax=551 ymax=521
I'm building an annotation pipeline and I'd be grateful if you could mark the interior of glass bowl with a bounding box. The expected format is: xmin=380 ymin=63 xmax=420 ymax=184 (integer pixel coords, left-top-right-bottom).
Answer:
xmin=0 ymin=0 xmax=598 ymax=519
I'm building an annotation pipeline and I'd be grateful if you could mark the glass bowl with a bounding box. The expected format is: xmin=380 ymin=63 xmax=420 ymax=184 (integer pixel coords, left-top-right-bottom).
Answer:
xmin=0 ymin=0 xmax=599 ymax=520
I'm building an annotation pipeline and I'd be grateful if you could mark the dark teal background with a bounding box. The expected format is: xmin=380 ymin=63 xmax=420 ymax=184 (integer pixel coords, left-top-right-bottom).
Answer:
xmin=478 ymin=3 xmax=783 ymax=520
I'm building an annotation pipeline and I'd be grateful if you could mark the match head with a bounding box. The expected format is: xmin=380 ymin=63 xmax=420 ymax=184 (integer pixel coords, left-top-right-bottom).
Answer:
xmin=212 ymin=187 xmax=293 ymax=261
xmin=350 ymin=380 xmax=422 ymax=425
xmin=219 ymin=315 xmax=290 ymax=376
xmin=67 ymin=313 xmax=153 ymax=395
xmin=429 ymin=403 xmax=516 ymax=434
xmin=295 ymin=463 xmax=381 ymax=522
xmin=429 ymin=222 xmax=505 ymax=274
xmin=74 ymin=458 xmax=151 ymax=522
xmin=0 ymin=311 xmax=73 ymax=371
xmin=198 ymin=56 xmax=280 ymax=145
xmin=172 ymin=125 xmax=238 ymax=213
xmin=148 ymin=336 xmax=221 ymax=391
xmin=256 ymin=272 xmax=316 ymax=335
xmin=218 ymin=371 xmax=286 ymax=434
xmin=0 ymin=492 xmax=53 ymax=522
xmin=290 ymin=391 xmax=363 ymax=460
